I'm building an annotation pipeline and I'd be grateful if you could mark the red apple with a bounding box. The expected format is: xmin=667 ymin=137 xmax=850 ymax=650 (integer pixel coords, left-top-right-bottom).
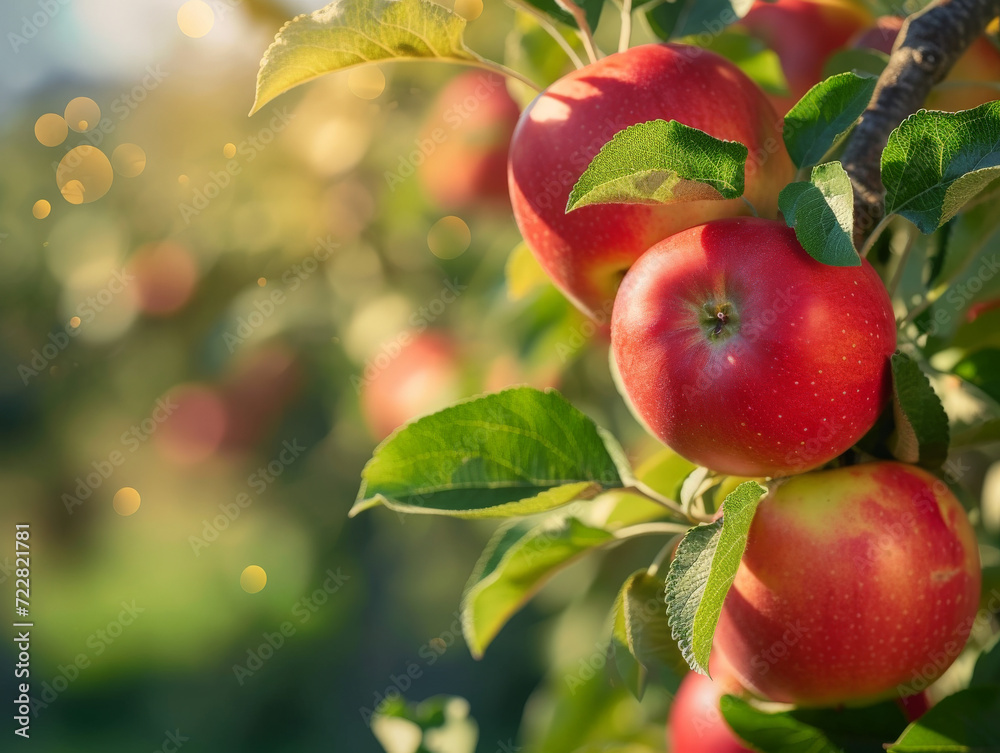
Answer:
xmin=714 ymin=462 xmax=981 ymax=706
xmin=508 ymin=44 xmax=795 ymax=320
xmin=611 ymin=217 xmax=895 ymax=478
xmin=418 ymin=71 xmax=520 ymax=209
xmin=853 ymin=16 xmax=1000 ymax=112
xmin=668 ymin=665 xmax=751 ymax=753
xmin=739 ymin=0 xmax=872 ymax=114
xmin=359 ymin=331 xmax=463 ymax=440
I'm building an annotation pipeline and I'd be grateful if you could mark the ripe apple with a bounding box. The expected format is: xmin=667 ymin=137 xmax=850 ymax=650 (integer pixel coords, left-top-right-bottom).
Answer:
xmin=359 ymin=330 xmax=463 ymax=440
xmin=508 ymin=43 xmax=795 ymax=320
xmin=739 ymin=0 xmax=873 ymax=114
xmin=714 ymin=462 xmax=982 ymax=706
xmin=611 ymin=217 xmax=895 ymax=478
xmin=418 ymin=71 xmax=520 ymax=210
xmin=852 ymin=16 xmax=1000 ymax=112
xmin=668 ymin=666 xmax=751 ymax=753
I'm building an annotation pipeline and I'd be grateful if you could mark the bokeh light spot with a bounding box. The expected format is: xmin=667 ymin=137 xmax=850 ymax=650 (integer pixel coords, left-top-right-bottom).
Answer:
xmin=32 ymin=200 xmax=51 ymax=219
xmin=257 ymin=277 xmax=267 ymax=287
xmin=113 ymin=487 xmax=141 ymax=516
xmin=34 ymin=113 xmax=68 ymax=147
xmin=64 ymin=98 xmax=101 ymax=133
xmin=241 ymin=565 xmax=267 ymax=593
xmin=56 ymin=146 xmax=114 ymax=204
xmin=69 ymin=316 xmax=81 ymax=328
xmin=178 ymin=0 xmax=215 ymax=37
xmin=427 ymin=216 xmax=471 ymax=259
xmin=178 ymin=174 xmax=189 ymax=185
xmin=223 ymin=142 xmax=237 ymax=158
xmin=112 ymin=143 xmax=147 ymax=177
xmin=348 ymin=66 xmax=386 ymax=100
xmin=454 ymin=0 xmax=484 ymax=20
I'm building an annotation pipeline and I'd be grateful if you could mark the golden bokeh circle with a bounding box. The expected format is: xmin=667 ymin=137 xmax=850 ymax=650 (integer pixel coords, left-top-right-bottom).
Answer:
xmin=113 ymin=487 xmax=141 ymax=516
xmin=69 ymin=316 xmax=81 ymax=328
xmin=455 ymin=0 xmax=484 ymax=21
xmin=427 ymin=216 xmax=472 ymax=259
xmin=112 ymin=143 xmax=147 ymax=177
xmin=240 ymin=565 xmax=267 ymax=593
xmin=178 ymin=0 xmax=215 ymax=38
xmin=347 ymin=66 xmax=386 ymax=100
xmin=64 ymin=97 xmax=101 ymax=133
xmin=223 ymin=142 xmax=237 ymax=158
xmin=56 ymin=146 xmax=114 ymax=204
xmin=32 ymin=200 xmax=51 ymax=219
xmin=34 ymin=113 xmax=68 ymax=147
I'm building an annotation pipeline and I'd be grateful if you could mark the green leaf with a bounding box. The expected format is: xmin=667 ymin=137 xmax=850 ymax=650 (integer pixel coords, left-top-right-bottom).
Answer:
xmin=634 ymin=449 xmax=698 ymax=503
xmin=462 ymin=516 xmax=615 ymax=658
xmin=566 ymin=120 xmax=748 ymax=212
xmin=691 ymin=28 xmax=789 ymax=96
xmin=888 ymin=353 xmax=950 ymax=469
xmin=646 ymin=0 xmax=754 ymax=41
xmin=971 ymin=634 xmax=1000 ymax=687
xmin=721 ymin=695 xmax=843 ymax=753
xmin=665 ymin=481 xmax=766 ymax=675
xmin=783 ymin=72 xmax=878 ymax=168
xmin=822 ymin=48 xmax=889 ymax=80
xmin=779 ymin=161 xmax=861 ymax=267
xmin=372 ymin=695 xmax=478 ymax=753
xmin=954 ymin=348 xmax=1000 ymax=404
xmin=252 ymin=0 xmax=480 ymax=115
xmin=518 ymin=0 xmax=604 ymax=32
xmin=610 ymin=570 xmax=686 ymax=699
xmin=883 ymin=102 xmax=1000 ymax=233
xmin=722 ymin=695 xmax=910 ymax=753
xmin=888 ymin=686 xmax=1000 ymax=752
xmin=352 ymin=387 xmax=628 ymax=519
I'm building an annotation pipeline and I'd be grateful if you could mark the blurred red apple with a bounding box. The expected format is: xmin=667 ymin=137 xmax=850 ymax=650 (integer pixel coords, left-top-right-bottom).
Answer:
xmin=359 ymin=331 xmax=463 ymax=440
xmin=740 ymin=0 xmax=873 ymax=114
xmin=715 ymin=462 xmax=982 ymax=706
xmin=221 ymin=343 xmax=303 ymax=451
xmin=417 ymin=71 xmax=520 ymax=209
xmin=668 ymin=664 xmax=751 ymax=753
xmin=508 ymin=43 xmax=795 ymax=320
xmin=126 ymin=241 xmax=199 ymax=316
xmin=853 ymin=15 xmax=1000 ymax=112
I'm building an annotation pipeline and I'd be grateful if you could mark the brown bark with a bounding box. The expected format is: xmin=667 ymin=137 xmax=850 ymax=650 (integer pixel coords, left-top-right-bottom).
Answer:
xmin=842 ymin=0 xmax=1000 ymax=244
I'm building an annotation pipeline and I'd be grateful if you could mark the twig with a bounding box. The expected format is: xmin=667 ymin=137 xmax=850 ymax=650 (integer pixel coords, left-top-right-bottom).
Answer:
xmin=505 ymin=0 xmax=585 ymax=69
xmin=842 ymin=0 xmax=1000 ymax=246
xmin=465 ymin=58 xmax=543 ymax=92
xmin=624 ymin=480 xmax=714 ymax=524
xmin=647 ymin=534 xmax=683 ymax=578
xmin=558 ymin=0 xmax=599 ymax=64
xmin=886 ymin=225 xmax=918 ymax=297
xmin=619 ymin=0 xmax=633 ymax=53
xmin=614 ymin=522 xmax=692 ymax=540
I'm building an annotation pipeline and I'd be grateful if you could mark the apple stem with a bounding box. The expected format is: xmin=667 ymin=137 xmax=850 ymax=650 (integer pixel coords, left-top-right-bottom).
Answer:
xmin=885 ymin=225 xmax=918 ymax=298
xmin=618 ymin=0 xmax=633 ymax=54
xmin=465 ymin=58 xmax=544 ymax=93
xmin=505 ymin=0 xmax=586 ymax=70
xmin=647 ymin=535 xmax=683 ymax=577
xmin=740 ymin=197 xmax=759 ymax=217
xmin=625 ymin=479 xmax=714 ymax=524
xmin=558 ymin=0 xmax=600 ymax=64
xmin=614 ymin=522 xmax=692 ymax=540
xmin=858 ymin=214 xmax=892 ymax=259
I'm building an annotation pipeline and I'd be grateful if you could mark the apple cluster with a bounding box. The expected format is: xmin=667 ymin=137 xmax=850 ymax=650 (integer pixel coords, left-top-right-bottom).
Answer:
xmin=504 ymin=0 xmax=983 ymax=743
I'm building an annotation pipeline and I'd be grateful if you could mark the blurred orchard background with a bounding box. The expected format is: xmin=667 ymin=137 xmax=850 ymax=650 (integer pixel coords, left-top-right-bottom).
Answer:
xmin=0 ymin=0 xmax=682 ymax=750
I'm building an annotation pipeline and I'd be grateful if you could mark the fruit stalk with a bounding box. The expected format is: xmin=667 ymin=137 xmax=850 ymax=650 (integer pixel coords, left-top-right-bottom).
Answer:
xmin=843 ymin=0 xmax=1000 ymax=244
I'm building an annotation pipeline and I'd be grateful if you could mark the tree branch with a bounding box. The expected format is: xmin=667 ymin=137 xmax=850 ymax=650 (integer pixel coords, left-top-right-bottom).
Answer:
xmin=842 ymin=0 xmax=1000 ymax=245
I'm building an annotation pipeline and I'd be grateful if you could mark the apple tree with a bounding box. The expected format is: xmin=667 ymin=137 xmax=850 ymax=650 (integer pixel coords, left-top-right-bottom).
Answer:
xmin=252 ymin=0 xmax=1000 ymax=750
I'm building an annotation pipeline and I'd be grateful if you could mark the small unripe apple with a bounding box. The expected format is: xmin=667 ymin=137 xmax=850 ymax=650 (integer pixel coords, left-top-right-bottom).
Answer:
xmin=715 ymin=462 xmax=982 ymax=706
xmin=508 ymin=44 xmax=794 ymax=320
xmin=739 ymin=0 xmax=873 ymax=114
xmin=853 ymin=16 xmax=1000 ymax=112
xmin=668 ymin=664 xmax=751 ymax=753
xmin=611 ymin=217 xmax=895 ymax=478
xmin=418 ymin=71 xmax=520 ymax=209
